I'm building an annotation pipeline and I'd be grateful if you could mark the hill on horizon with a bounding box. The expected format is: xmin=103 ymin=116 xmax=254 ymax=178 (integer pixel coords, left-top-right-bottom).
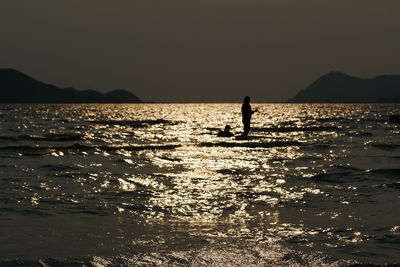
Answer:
xmin=0 ymin=68 xmax=141 ymax=103
xmin=289 ymin=72 xmax=400 ymax=103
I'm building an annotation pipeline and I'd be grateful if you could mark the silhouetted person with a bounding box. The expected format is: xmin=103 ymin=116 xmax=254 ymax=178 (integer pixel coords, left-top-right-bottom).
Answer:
xmin=241 ymin=96 xmax=257 ymax=136
xmin=218 ymin=125 xmax=234 ymax=137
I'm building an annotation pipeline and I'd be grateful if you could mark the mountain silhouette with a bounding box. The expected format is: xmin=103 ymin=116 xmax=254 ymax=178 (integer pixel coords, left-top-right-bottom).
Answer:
xmin=0 ymin=68 xmax=141 ymax=103
xmin=289 ymin=71 xmax=400 ymax=103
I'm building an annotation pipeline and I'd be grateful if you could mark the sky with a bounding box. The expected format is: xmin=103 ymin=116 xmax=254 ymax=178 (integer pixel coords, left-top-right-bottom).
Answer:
xmin=1 ymin=0 xmax=400 ymax=102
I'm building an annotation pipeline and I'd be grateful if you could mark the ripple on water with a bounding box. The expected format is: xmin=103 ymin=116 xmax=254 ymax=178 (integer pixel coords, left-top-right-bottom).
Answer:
xmin=199 ymin=140 xmax=304 ymax=148
xmin=1 ymin=104 xmax=400 ymax=264
xmin=0 ymin=246 xmax=355 ymax=266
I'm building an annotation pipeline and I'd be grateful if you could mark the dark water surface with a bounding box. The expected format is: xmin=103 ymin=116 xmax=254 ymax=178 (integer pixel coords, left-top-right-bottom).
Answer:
xmin=0 ymin=103 xmax=399 ymax=266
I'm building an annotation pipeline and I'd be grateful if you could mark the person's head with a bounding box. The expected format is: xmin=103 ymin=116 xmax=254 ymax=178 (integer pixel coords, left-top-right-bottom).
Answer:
xmin=243 ymin=96 xmax=250 ymax=104
xmin=224 ymin=125 xmax=231 ymax=131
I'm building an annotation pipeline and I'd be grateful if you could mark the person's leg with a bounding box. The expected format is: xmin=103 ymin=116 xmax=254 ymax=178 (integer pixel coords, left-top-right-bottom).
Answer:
xmin=243 ymin=120 xmax=250 ymax=136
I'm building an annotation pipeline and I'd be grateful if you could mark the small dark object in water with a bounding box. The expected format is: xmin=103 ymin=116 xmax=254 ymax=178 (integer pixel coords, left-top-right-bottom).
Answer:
xmin=389 ymin=115 xmax=400 ymax=123
xmin=218 ymin=125 xmax=234 ymax=137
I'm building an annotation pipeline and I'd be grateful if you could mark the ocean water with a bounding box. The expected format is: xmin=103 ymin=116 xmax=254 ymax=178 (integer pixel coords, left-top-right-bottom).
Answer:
xmin=0 ymin=103 xmax=399 ymax=266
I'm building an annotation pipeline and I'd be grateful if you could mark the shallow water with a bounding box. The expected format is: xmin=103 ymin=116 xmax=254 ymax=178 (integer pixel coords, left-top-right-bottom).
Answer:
xmin=0 ymin=103 xmax=399 ymax=266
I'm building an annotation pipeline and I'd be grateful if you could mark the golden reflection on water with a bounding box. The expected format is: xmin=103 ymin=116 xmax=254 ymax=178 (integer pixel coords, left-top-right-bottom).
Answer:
xmin=85 ymin=104 xmax=349 ymax=244
xmin=4 ymin=104 xmax=400 ymax=262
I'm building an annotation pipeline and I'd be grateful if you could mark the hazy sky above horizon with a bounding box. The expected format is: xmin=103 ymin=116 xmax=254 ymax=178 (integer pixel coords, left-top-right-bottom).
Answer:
xmin=1 ymin=0 xmax=400 ymax=102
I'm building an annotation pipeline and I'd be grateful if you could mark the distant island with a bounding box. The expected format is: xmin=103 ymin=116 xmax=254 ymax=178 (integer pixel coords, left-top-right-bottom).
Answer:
xmin=0 ymin=68 xmax=141 ymax=103
xmin=289 ymin=71 xmax=400 ymax=103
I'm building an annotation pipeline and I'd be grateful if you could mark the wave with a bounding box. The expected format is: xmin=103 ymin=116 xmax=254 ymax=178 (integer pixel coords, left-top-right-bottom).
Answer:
xmin=217 ymin=169 xmax=247 ymax=175
xmin=296 ymin=155 xmax=324 ymax=161
xmin=368 ymin=168 xmax=400 ymax=175
xmin=234 ymin=135 xmax=266 ymax=140
xmin=87 ymin=119 xmax=174 ymax=127
xmin=313 ymin=117 xmax=387 ymax=123
xmin=309 ymin=164 xmax=366 ymax=182
xmin=0 ymin=145 xmax=54 ymax=154
xmin=330 ymin=165 xmax=364 ymax=172
xmin=0 ymin=248 xmax=355 ymax=267
xmin=205 ymin=127 xmax=220 ymax=132
xmin=92 ymin=144 xmax=180 ymax=151
xmin=253 ymin=126 xmax=340 ymax=133
xmin=312 ymin=167 xmax=400 ymax=183
xmin=309 ymin=143 xmax=334 ymax=148
xmin=0 ymin=208 xmax=54 ymax=217
xmin=310 ymin=171 xmax=356 ymax=183
xmin=314 ymin=117 xmax=346 ymax=122
xmin=199 ymin=141 xmax=304 ymax=148
xmin=158 ymin=156 xmax=182 ymax=162
xmin=345 ymin=131 xmax=373 ymax=137
xmin=385 ymin=182 xmax=400 ymax=189
xmin=370 ymin=143 xmax=400 ymax=149
xmin=0 ymin=133 xmax=83 ymax=142
xmin=39 ymin=164 xmax=79 ymax=171
xmin=0 ymin=143 xmax=180 ymax=153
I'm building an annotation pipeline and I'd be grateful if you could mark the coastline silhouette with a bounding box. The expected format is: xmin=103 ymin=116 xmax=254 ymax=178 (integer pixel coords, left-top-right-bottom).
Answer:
xmin=241 ymin=96 xmax=257 ymax=136
xmin=0 ymin=68 xmax=141 ymax=103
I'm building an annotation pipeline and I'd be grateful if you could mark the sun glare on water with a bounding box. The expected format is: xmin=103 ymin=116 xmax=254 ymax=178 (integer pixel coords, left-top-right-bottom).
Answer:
xmin=0 ymin=103 xmax=399 ymax=265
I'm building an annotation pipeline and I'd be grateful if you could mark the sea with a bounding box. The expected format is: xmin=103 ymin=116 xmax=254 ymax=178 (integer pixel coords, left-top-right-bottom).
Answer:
xmin=0 ymin=103 xmax=399 ymax=266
